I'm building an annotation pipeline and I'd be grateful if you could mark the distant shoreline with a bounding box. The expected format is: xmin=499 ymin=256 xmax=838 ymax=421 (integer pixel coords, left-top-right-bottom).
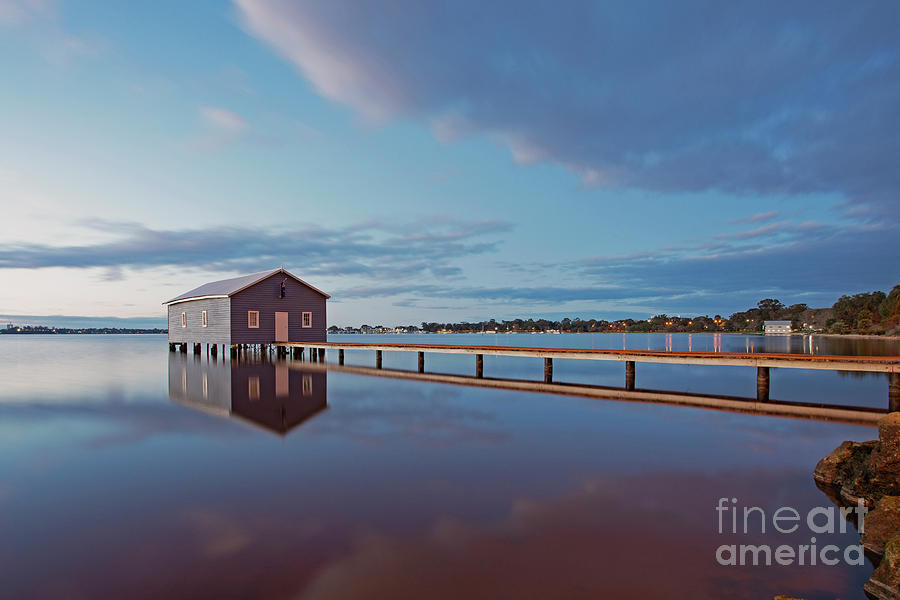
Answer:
xmin=3 ymin=331 xmax=897 ymax=340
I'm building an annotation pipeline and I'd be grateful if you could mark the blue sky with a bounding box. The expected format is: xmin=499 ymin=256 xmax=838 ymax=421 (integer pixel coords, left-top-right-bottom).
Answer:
xmin=0 ymin=0 xmax=897 ymax=328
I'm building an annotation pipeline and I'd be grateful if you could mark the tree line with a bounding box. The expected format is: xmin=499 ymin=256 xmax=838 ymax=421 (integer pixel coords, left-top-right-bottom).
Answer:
xmin=412 ymin=284 xmax=900 ymax=335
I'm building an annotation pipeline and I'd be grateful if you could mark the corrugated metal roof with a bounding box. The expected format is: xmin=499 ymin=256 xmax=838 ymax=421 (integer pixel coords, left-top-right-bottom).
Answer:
xmin=164 ymin=268 xmax=330 ymax=305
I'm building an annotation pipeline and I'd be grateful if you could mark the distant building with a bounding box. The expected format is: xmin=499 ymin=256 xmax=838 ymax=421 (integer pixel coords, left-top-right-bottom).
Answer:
xmin=163 ymin=267 xmax=330 ymax=346
xmin=764 ymin=320 xmax=792 ymax=335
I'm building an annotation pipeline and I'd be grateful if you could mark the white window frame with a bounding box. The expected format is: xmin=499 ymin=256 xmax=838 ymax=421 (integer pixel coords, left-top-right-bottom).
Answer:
xmin=302 ymin=311 xmax=312 ymax=328
xmin=248 ymin=311 xmax=259 ymax=329
xmin=181 ymin=312 xmax=186 ymax=328
xmin=201 ymin=310 xmax=208 ymax=328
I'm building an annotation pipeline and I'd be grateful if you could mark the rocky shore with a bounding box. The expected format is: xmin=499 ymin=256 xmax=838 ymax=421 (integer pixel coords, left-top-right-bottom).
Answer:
xmin=814 ymin=413 xmax=900 ymax=599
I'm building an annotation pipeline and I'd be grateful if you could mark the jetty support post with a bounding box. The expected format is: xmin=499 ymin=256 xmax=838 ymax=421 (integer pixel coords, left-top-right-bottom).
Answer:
xmin=180 ymin=343 xmax=187 ymax=354
xmin=544 ymin=357 xmax=553 ymax=383
xmin=476 ymin=354 xmax=483 ymax=379
xmin=338 ymin=349 xmax=344 ymax=365
xmin=890 ymin=372 xmax=900 ymax=412
xmin=169 ymin=342 xmax=175 ymax=352
xmin=757 ymin=366 xmax=770 ymax=402
xmin=625 ymin=361 xmax=635 ymax=391
xmin=376 ymin=350 xmax=383 ymax=369
xmin=418 ymin=351 xmax=425 ymax=373
xmin=230 ymin=345 xmax=237 ymax=359
xmin=193 ymin=343 xmax=201 ymax=355
xmin=319 ymin=348 xmax=325 ymax=362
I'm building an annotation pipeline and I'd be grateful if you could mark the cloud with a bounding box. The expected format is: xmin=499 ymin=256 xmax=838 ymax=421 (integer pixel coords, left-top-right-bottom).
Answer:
xmin=0 ymin=0 xmax=53 ymax=25
xmin=190 ymin=106 xmax=250 ymax=150
xmin=0 ymin=217 xmax=511 ymax=280
xmin=333 ymin=216 xmax=899 ymax=315
xmin=235 ymin=0 xmax=900 ymax=217
xmin=0 ymin=0 xmax=103 ymax=64
xmin=200 ymin=106 xmax=248 ymax=133
xmin=731 ymin=211 xmax=779 ymax=225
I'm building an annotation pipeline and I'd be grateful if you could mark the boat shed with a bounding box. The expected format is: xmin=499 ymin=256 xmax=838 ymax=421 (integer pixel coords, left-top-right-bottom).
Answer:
xmin=764 ymin=320 xmax=792 ymax=335
xmin=164 ymin=268 xmax=329 ymax=349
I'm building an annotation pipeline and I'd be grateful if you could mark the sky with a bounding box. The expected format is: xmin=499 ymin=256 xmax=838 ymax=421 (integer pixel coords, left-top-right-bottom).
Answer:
xmin=0 ymin=0 xmax=897 ymax=328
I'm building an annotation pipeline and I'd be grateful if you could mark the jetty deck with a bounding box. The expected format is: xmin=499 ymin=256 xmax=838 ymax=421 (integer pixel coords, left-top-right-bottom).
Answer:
xmin=273 ymin=341 xmax=900 ymax=410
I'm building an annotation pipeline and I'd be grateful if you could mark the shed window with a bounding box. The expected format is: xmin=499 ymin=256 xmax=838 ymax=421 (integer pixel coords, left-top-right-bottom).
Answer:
xmin=248 ymin=311 xmax=259 ymax=329
xmin=181 ymin=312 xmax=186 ymax=328
xmin=302 ymin=312 xmax=312 ymax=328
xmin=201 ymin=310 xmax=208 ymax=327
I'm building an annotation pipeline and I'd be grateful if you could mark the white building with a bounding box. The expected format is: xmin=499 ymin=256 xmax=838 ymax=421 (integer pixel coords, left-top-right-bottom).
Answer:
xmin=764 ymin=320 xmax=792 ymax=334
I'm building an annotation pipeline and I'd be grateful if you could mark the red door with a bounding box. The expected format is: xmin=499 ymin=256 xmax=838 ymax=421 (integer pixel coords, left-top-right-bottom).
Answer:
xmin=275 ymin=312 xmax=289 ymax=342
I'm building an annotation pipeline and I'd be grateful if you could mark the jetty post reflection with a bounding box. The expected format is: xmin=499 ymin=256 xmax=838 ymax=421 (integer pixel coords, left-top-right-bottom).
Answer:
xmin=168 ymin=352 xmax=327 ymax=435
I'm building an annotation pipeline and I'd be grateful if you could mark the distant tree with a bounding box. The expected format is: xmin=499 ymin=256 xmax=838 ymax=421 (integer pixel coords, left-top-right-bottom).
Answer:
xmin=880 ymin=285 xmax=900 ymax=321
xmin=757 ymin=298 xmax=785 ymax=320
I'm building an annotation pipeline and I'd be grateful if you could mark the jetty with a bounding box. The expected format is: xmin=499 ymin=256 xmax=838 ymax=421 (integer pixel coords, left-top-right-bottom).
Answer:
xmin=197 ymin=340 xmax=900 ymax=413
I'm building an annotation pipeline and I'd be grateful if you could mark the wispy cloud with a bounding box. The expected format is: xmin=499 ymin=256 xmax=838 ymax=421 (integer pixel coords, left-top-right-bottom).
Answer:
xmin=235 ymin=0 xmax=900 ymax=217
xmin=0 ymin=217 xmax=511 ymax=280
xmin=0 ymin=0 xmax=54 ymax=26
xmin=0 ymin=0 xmax=103 ymax=65
xmin=730 ymin=211 xmax=779 ymax=225
xmin=330 ymin=215 xmax=898 ymax=315
xmin=190 ymin=106 xmax=249 ymax=150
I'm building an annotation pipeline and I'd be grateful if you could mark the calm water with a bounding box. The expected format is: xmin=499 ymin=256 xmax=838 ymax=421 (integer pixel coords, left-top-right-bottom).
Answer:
xmin=1 ymin=333 xmax=897 ymax=599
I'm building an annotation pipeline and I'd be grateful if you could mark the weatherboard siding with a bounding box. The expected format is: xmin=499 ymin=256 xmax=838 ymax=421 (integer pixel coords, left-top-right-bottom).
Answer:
xmin=229 ymin=273 xmax=327 ymax=344
xmin=167 ymin=298 xmax=231 ymax=344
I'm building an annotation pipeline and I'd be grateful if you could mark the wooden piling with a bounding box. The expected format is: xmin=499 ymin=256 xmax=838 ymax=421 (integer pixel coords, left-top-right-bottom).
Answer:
xmin=476 ymin=354 xmax=483 ymax=378
xmin=376 ymin=350 xmax=383 ymax=369
xmin=890 ymin=372 xmax=900 ymax=412
xmin=180 ymin=343 xmax=187 ymax=354
xmin=338 ymin=349 xmax=344 ymax=365
xmin=418 ymin=351 xmax=425 ymax=373
xmin=625 ymin=360 xmax=635 ymax=391
xmin=169 ymin=342 xmax=175 ymax=352
xmin=319 ymin=348 xmax=325 ymax=362
xmin=193 ymin=343 xmax=201 ymax=355
xmin=544 ymin=357 xmax=553 ymax=383
xmin=757 ymin=366 xmax=770 ymax=402
xmin=210 ymin=344 xmax=217 ymax=357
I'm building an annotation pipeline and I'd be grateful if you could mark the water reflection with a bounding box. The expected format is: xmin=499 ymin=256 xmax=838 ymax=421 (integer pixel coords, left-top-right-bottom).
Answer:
xmin=167 ymin=353 xmax=327 ymax=436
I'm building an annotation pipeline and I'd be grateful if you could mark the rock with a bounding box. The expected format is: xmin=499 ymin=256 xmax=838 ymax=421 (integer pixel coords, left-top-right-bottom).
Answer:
xmin=814 ymin=440 xmax=860 ymax=484
xmin=864 ymin=496 xmax=900 ymax=554
xmin=815 ymin=415 xmax=900 ymax=600
xmin=813 ymin=439 xmax=879 ymax=506
xmin=864 ymin=533 xmax=900 ymax=600
xmin=813 ymin=413 xmax=900 ymax=507
xmin=870 ymin=413 xmax=900 ymax=479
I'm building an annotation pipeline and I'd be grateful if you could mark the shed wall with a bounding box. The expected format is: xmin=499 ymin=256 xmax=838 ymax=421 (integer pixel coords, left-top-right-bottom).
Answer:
xmin=167 ymin=297 xmax=232 ymax=344
xmin=229 ymin=273 xmax=327 ymax=344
